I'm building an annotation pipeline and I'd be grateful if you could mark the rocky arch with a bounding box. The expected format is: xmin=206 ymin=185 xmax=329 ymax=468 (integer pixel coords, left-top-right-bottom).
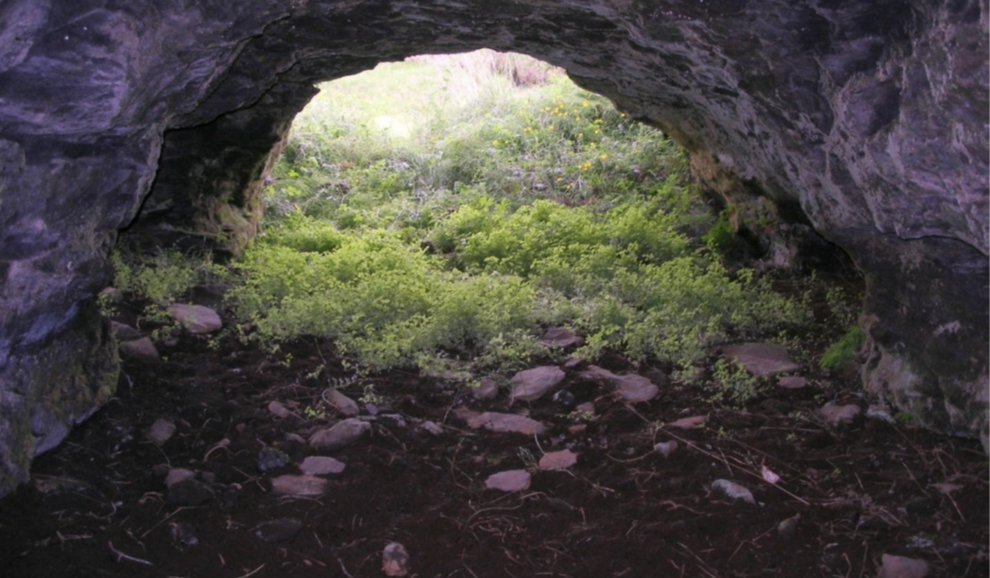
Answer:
xmin=0 ymin=0 xmax=986 ymax=495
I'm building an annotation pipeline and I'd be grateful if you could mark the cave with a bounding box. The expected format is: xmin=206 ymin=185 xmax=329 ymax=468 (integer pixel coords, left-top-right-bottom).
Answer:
xmin=0 ymin=0 xmax=987 ymax=560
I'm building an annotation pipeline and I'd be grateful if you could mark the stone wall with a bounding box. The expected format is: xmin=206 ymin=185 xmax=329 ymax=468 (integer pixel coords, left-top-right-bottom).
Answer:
xmin=0 ymin=0 xmax=986 ymax=495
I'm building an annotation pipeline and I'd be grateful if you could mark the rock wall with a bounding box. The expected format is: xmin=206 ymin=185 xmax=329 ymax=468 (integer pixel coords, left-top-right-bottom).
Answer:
xmin=0 ymin=0 xmax=986 ymax=494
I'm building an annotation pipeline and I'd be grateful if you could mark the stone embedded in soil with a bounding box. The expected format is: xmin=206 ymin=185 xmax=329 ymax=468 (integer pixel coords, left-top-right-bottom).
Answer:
xmin=510 ymin=366 xmax=566 ymax=402
xmin=711 ymin=479 xmax=756 ymax=504
xmin=309 ymin=418 xmax=371 ymax=450
xmin=668 ymin=415 xmax=707 ymax=430
xmin=552 ymin=390 xmax=576 ymax=408
xmin=270 ymin=474 xmax=328 ymax=497
xmin=111 ymin=321 xmax=142 ymax=341
xmin=538 ymin=449 xmax=578 ymax=470
xmin=268 ymin=400 xmax=291 ymax=419
xmin=778 ymin=376 xmax=808 ymax=389
xmin=654 ymin=441 xmax=679 ymax=458
xmin=168 ymin=479 xmax=214 ymax=506
xmin=818 ymin=403 xmax=863 ymax=427
xmin=485 ymin=470 xmax=532 ymax=493
xmin=576 ymin=402 xmax=595 ymax=415
xmin=419 ymin=421 xmax=443 ymax=436
xmin=777 ymin=514 xmax=800 ymax=540
xmin=325 ymin=389 xmax=360 ymax=416
xmin=724 ymin=343 xmax=800 ymax=377
xmin=562 ymin=358 xmax=586 ymax=370
xmin=299 ymin=456 xmax=346 ymax=476
xmin=257 ymin=447 xmax=290 ymax=471
xmin=382 ymin=542 xmax=411 ymax=577
xmin=170 ymin=522 xmax=199 ymax=547
xmin=579 ymin=365 xmax=658 ymax=403
xmin=877 ymin=554 xmax=929 ymax=578
xmin=473 ymin=378 xmax=499 ymax=400
xmin=165 ymin=468 xmax=195 ymax=488
xmin=454 ymin=408 xmax=548 ymax=436
xmin=120 ymin=337 xmax=160 ymax=362
xmin=253 ymin=518 xmax=303 ymax=543
xmin=568 ymin=424 xmax=587 ymax=434
xmin=147 ymin=418 xmax=177 ymax=445
xmin=166 ymin=303 xmax=223 ymax=334
xmin=540 ymin=327 xmax=585 ymax=348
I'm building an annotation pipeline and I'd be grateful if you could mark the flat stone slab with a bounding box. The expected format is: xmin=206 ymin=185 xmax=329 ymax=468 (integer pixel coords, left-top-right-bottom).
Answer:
xmin=510 ymin=366 xmax=565 ymax=402
xmin=711 ymin=479 xmax=755 ymax=504
xmin=325 ymin=389 xmax=360 ymax=416
xmin=165 ymin=468 xmax=195 ymax=488
xmin=540 ymin=327 xmax=584 ymax=348
xmin=485 ymin=470 xmax=532 ymax=492
xmin=309 ymin=418 xmax=371 ymax=450
xmin=167 ymin=303 xmax=223 ymax=334
xmin=538 ymin=449 xmax=578 ymax=470
xmin=455 ymin=408 xmax=548 ymax=436
xmin=724 ymin=343 xmax=800 ymax=377
xmin=299 ymin=456 xmax=346 ymax=476
xmin=580 ymin=365 xmax=658 ymax=403
xmin=668 ymin=415 xmax=707 ymax=430
xmin=270 ymin=474 xmax=327 ymax=497
xmin=778 ymin=376 xmax=808 ymax=389
xmin=877 ymin=554 xmax=929 ymax=578
xmin=818 ymin=403 xmax=862 ymax=427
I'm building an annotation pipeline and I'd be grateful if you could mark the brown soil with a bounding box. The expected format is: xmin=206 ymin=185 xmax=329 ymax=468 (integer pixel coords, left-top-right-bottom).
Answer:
xmin=0 ymin=312 xmax=987 ymax=577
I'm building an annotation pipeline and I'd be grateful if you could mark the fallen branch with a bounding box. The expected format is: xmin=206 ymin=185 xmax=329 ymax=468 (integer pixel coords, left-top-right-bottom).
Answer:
xmin=108 ymin=541 xmax=153 ymax=566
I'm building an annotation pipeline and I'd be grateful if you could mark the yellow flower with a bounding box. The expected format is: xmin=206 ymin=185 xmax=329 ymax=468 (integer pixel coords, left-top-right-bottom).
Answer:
xmin=600 ymin=153 xmax=608 ymax=160
xmin=556 ymin=177 xmax=563 ymax=182
xmin=582 ymin=100 xmax=589 ymax=107
xmin=620 ymin=113 xmax=626 ymax=118
xmin=492 ymin=140 xmax=499 ymax=146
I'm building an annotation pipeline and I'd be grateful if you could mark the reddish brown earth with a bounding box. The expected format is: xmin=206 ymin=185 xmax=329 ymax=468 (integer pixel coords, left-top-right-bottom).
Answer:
xmin=0 ymin=308 xmax=986 ymax=577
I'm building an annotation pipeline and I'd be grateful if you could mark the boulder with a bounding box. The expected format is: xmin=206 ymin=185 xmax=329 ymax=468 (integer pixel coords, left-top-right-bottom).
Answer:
xmin=166 ymin=304 xmax=223 ymax=334
xmin=120 ymin=337 xmax=161 ymax=363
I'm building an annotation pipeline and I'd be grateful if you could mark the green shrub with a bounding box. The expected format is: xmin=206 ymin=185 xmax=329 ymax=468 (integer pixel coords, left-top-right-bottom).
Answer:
xmin=820 ymin=325 xmax=865 ymax=370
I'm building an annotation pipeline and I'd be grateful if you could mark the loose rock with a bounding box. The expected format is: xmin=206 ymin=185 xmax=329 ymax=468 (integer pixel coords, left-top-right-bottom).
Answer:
xmin=580 ymin=365 xmax=658 ymax=403
xmin=419 ymin=421 xmax=443 ymax=436
xmin=575 ymin=401 xmax=595 ymax=415
xmin=325 ymin=389 xmax=360 ymax=416
xmin=724 ymin=343 xmax=800 ymax=376
xmin=257 ymin=447 xmax=290 ymax=472
xmin=538 ymin=449 xmax=578 ymax=470
xmin=300 ymin=456 xmax=346 ymax=476
xmin=254 ymin=518 xmax=303 ymax=543
xmin=711 ymin=479 xmax=756 ymax=504
xmin=147 ymin=418 xmax=176 ymax=446
xmin=510 ymin=366 xmax=566 ymax=402
xmin=540 ymin=327 xmax=584 ymax=348
xmin=165 ymin=468 xmax=195 ymax=488
xmin=268 ymin=400 xmax=292 ymax=419
xmin=170 ymin=522 xmax=199 ymax=547
xmin=168 ymin=479 xmax=214 ymax=506
xmin=120 ymin=337 xmax=160 ymax=363
xmin=270 ymin=474 xmax=327 ymax=497
xmin=818 ymin=403 xmax=863 ymax=427
xmin=166 ymin=303 xmax=223 ymax=334
xmin=111 ymin=321 xmax=142 ymax=341
xmin=485 ymin=470 xmax=532 ymax=492
xmin=552 ymin=390 xmax=575 ymax=408
xmin=382 ymin=542 xmax=411 ymax=577
xmin=473 ymin=378 xmax=499 ymax=400
xmin=668 ymin=415 xmax=707 ymax=429
xmin=778 ymin=376 xmax=807 ymax=389
xmin=455 ymin=408 xmax=547 ymax=435
xmin=309 ymin=418 xmax=371 ymax=450
xmin=777 ymin=514 xmax=800 ymax=540
xmin=877 ymin=554 xmax=929 ymax=578
xmin=654 ymin=441 xmax=679 ymax=458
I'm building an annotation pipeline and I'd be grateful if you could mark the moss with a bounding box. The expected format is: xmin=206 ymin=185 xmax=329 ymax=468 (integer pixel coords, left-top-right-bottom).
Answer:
xmin=820 ymin=325 xmax=865 ymax=370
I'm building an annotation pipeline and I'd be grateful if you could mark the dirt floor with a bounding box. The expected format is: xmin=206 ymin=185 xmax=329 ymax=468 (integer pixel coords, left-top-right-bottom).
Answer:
xmin=0 ymin=301 xmax=987 ymax=578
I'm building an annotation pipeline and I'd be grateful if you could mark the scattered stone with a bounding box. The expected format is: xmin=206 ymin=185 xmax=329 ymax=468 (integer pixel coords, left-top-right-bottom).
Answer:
xmin=170 ymin=522 xmax=199 ymax=547
xmin=777 ymin=514 xmax=800 ymax=540
xmin=253 ymin=518 xmax=303 ymax=543
xmin=474 ymin=378 xmax=499 ymax=400
xmin=257 ymin=447 xmax=290 ymax=472
xmin=168 ymin=479 xmax=214 ymax=506
xmin=540 ymin=327 xmax=584 ymax=348
xmin=300 ymin=456 xmax=346 ymax=476
xmin=455 ymin=408 xmax=548 ymax=436
xmin=510 ymin=366 xmax=566 ymax=402
xmin=165 ymin=468 xmax=195 ymax=488
xmin=877 ymin=554 xmax=929 ymax=578
xmin=201 ymin=471 xmax=216 ymax=484
xmin=552 ymin=390 xmax=576 ymax=408
xmin=111 ymin=321 xmax=142 ymax=341
xmin=309 ymin=418 xmax=371 ymax=450
xmin=538 ymin=449 xmax=578 ymax=470
xmin=778 ymin=376 xmax=807 ymax=389
xmin=285 ymin=432 xmax=306 ymax=444
xmin=867 ymin=405 xmax=896 ymax=424
xmin=711 ymin=479 xmax=756 ymax=504
xmin=270 ymin=474 xmax=327 ymax=497
xmin=268 ymin=400 xmax=291 ymax=419
xmin=724 ymin=343 xmax=800 ymax=376
xmin=668 ymin=415 xmax=707 ymax=430
xmin=818 ymin=403 xmax=863 ymax=427
xmin=380 ymin=414 xmax=408 ymax=428
xmin=152 ymin=463 xmax=171 ymax=477
xmin=147 ymin=418 xmax=176 ymax=446
xmin=420 ymin=421 xmax=443 ymax=436
xmin=562 ymin=357 xmax=586 ymax=370
xmin=365 ymin=403 xmax=380 ymax=416
xmin=166 ymin=303 xmax=223 ymax=334
xmin=580 ymin=365 xmax=658 ymax=403
xmin=576 ymin=402 xmax=595 ymax=415
xmin=326 ymin=389 xmax=360 ymax=416
xmin=485 ymin=470 xmax=532 ymax=492
xmin=382 ymin=542 xmax=411 ymax=577
xmin=120 ymin=337 xmax=160 ymax=362
xmin=653 ymin=441 xmax=679 ymax=458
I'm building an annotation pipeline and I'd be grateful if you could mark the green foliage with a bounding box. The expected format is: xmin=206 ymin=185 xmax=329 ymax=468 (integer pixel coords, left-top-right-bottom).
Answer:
xmin=709 ymin=358 xmax=767 ymax=405
xmin=111 ymin=248 xmax=222 ymax=306
xmin=820 ymin=325 xmax=865 ymax=370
